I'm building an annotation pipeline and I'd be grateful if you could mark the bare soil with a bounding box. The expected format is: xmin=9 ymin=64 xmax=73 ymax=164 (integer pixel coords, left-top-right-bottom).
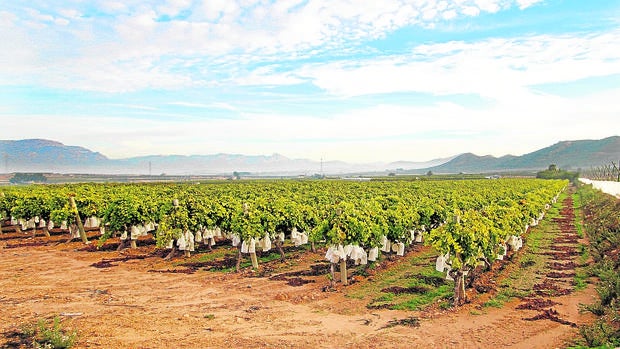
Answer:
xmin=0 ymin=197 xmax=598 ymax=348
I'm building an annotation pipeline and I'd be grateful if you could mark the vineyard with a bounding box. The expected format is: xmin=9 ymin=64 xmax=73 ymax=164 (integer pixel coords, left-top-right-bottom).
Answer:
xmin=2 ymin=177 xmax=601 ymax=348
xmin=1 ymin=179 xmax=566 ymax=292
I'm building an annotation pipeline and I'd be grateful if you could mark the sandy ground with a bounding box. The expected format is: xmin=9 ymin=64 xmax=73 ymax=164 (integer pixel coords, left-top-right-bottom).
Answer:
xmin=0 ymin=198 xmax=597 ymax=349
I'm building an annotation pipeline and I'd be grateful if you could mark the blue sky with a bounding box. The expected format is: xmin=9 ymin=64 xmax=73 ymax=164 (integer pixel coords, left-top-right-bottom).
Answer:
xmin=1 ymin=0 xmax=619 ymax=162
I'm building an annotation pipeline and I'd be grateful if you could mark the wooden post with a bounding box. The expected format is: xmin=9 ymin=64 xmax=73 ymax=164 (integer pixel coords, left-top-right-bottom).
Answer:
xmin=42 ymin=225 xmax=50 ymax=237
xmin=454 ymin=271 xmax=466 ymax=307
xmin=14 ymin=219 xmax=23 ymax=234
xmin=164 ymin=243 xmax=177 ymax=260
xmin=275 ymin=239 xmax=285 ymax=262
xmin=250 ymin=251 xmax=258 ymax=269
xmin=340 ymin=259 xmax=348 ymax=285
xmin=69 ymin=196 xmax=89 ymax=244
xmin=235 ymin=245 xmax=243 ymax=273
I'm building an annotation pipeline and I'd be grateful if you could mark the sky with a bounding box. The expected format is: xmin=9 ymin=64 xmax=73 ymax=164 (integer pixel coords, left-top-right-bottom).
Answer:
xmin=1 ymin=0 xmax=619 ymax=163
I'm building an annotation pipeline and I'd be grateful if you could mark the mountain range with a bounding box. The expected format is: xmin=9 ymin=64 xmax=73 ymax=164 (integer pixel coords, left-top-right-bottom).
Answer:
xmin=1 ymin=137 xmax=618 ymax=176
xmin=418 ymin=136 xmax=620 ymax=174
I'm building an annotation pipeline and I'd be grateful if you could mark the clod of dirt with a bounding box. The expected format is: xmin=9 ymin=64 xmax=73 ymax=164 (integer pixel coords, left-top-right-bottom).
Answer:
xmin=552 ymin=236 xmax=579 ymax=244
xmin=523 ymin=308 xmax=577 ymax=327
xmin=549 ymin=245 xmax=577 ymax=253
xmin=148 ymin=268 xmax=196 ymax=274
xmin=380 ymin=316 xmax=420 ymax=329
xmin=246 ymin=306 xmax=262 ymax=313
xmin=285 ymin=277 xmax=315 ymax=287
xmin=546 ymin=271 xmax=576 ymax=279
xmin=547 ymin=261 xmax=579 ymax=270
xmin=91 ymin=260 xmax=115 ymax=268
xmin=533 ymin=280 xmax=572 ymax=296
xmin=516 ymin=298 xmax=559 ymax=310
xmin=475 ymin=284 xmax=493 ymax=293
xmin=540 ymin=250 xmax=579 ymax=260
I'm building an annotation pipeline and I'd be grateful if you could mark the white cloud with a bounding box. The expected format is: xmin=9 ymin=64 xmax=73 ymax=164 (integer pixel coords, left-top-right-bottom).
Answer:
xmin=0 ymin=0 xmax=552 ymax=92
xmin=4 ymin=86 xmax=618 ymax=162
xmin=1 ymin=0 xmax=617 ymax=164
xmin=300 ymin=30 xmax=620 ymax=101
xmin=516 ymin=0 xmax=543 ymax=10
xmin=461 ymin=5 xmax=481 ymax=16
xmin=474 ymin=0 xmax=502 ymax=13
xmin=157 ymin=0 xmax=192 ymax=18
xmin=97 ymin=1 xmax=128 ymax=14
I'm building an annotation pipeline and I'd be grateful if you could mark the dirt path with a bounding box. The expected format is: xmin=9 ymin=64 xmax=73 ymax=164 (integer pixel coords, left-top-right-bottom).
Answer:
xmin=0 ymin=196 xmax=597 ymax=348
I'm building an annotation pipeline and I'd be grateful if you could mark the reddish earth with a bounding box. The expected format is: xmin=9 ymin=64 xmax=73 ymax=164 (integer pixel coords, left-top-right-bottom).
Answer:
xmin=0 ymin=197 xmax=598 ymax=348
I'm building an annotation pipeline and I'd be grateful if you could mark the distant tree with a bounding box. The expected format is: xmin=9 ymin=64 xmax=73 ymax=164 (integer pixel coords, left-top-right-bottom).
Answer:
xmin=9 ymin=173 xmax=47 ymax=184
xmin=426 ymin=171 xmax=433 ymax=176
xmin=536 ymin=165 xmax=578 ymax=182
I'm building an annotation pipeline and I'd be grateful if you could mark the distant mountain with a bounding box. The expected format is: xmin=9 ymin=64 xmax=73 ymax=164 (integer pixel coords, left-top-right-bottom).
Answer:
xmin=0 ymin=139 xmax=453 ymax=175
xmin=417 ymin=136 xmax=620 ymax=174
xmin=0 ymin=139 xmax=109 ymax=172
xmin=387 ymin=155 xmax=459 ymax=170
xmin=2 ymin=137 xmax=618 ymax=176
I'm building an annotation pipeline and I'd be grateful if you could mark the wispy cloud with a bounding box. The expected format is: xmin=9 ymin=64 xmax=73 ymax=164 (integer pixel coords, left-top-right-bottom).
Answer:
xmin=301 ymin=30 xmax=620 ymax=100
xmin=1 ymin=0 xmax=619 ymax=162
xmin=0 ymin=0 xmax=558 ymax=92
xmin=168 ymin=101 xmax=238 ymax=111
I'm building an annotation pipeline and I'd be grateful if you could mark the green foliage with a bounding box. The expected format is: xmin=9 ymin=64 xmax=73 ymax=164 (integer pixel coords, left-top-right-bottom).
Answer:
xmin=21 ymin=316 xmax=77 ymax=349
xmin=156 ymin=199 xmax=191 ymax=247
xmin=232 ymin=201 xmax=265 ymax=241
xmin=579 ymin=319 xmax=620 ymax=348
xmin=101 ymin=195 xmax=154 ymax=241
xmin=577 ymin=185 xmax=620 ymax=346
xmin=537 ymin=165 xmax=579 ymax=182
xmin=11 ymin=195 xmax=45 ymax=220
xmin=313 ymin=201 xmax=382 ymax=248
xmin=426 ymin=209 xmax=500 ymax=271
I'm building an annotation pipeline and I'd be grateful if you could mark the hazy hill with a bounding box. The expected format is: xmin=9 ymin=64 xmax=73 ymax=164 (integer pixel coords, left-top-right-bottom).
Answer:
xmin=0 ymin=139 xmax=109 ymax=172
xmin=2 ymin=136 xmax=618 ymax=175
xmin=419 ymin=136 xmax=620 ymax=174
xmin=0 ymin=139 xmax=450 ymax=175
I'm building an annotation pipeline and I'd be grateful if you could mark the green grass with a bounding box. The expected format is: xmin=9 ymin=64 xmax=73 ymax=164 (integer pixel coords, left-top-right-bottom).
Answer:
xmin=391 ymin=285 xmax=453 ymax=310
xmin=485 ymin=192 xmax=566 ymax=307
xmin=347 ymin=247 xmax=456 ymax=311
xmin=572 ymin=192 xmax=585 ymax=239
xmin=20 ymin=316 xmax=77 ymax=349
xmin=195 ymin=247 xmax=232 ymax=262
xmin=573 ymin=269 xmax=588 ymax=291
xmin=578 ymin=243 xmax=589 ymax=263
xmin=481 ymin=288 xmax=523 ymax=308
